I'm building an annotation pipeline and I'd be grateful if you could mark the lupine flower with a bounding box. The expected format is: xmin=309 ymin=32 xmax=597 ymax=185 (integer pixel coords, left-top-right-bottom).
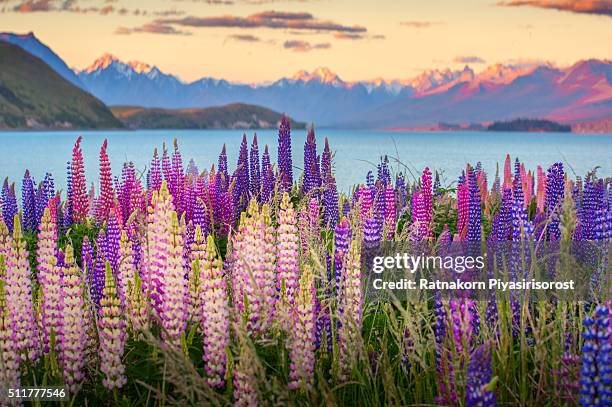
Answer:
xmin=466 ymin=343 xmax=497 ymax=407
xmin=249 ymin=134 xmax=261 ymax=200
xmin=321 ymin=138 xmax=332 ymax=183
xmin=278 ymin=115 xmax=293 ymax=192
xmin=59 ymin=244 xmax=87 ymax=393
xmin=91 ymin=231 xmax=107 ymax=306
xmin=218 ymin=144 xmax=228 ymax=180
xmin=303 ymin=126 xmax=321 ymax=197
xmin=1 ymin=180 xmax=18 ymax=233
xmin=497 ymin=188 xmax=513 ymax=241
xmin=323 ymin=176 xmax=339 ymax=229
xmin=105 ymin=211 xmax=121 ymax=273
xmin=21 ymin=170 xmax=37 ymax=231
xmin=277 ymin=193 xmax=300 ymax=330
xmin=117 ymin=230 xmax=136 ymax=305
xmin=503 ymin=154 xmax=512 ymax=189
xmin=98 ymin=262 xmax=127 ymax=390
xmin=126 ymin=264 xmax=149 ymax=336
xmin=376 ymin=155 xmax=391 ymax=186
xmin=187 ymin=225 xmax=205 ymax=327
xmin=0 ymin=278 xmax=21 ymax=405
xmin=338 ymin=238 xmax=362 ymax=379
xmin=357 ymin=185 xmax=373 ymax=224
xmin=363 ymin=217 xmax=381 ymax=268
xmin=70 ymin=136 xmax=89 ymax=223
xmin=457 ymin=179 xmax=469 ymax=239
xmin=201 ymin=235 xmax=229 ymax=388
xmin=36 ymin=207 xmax=60 ymax=353
xmin=234 ymin=134 xmax=250 ymax=216
xmin=288 ymin=264 xmax=316 ymax=390
xmin=546 ymin=163 xmax=564 ymax=240
xmin=5 ymin=215 xmax=39 ymax=361
xmin=261 ymin=145 xmax=274 ymax=203
xmin=95 ymin=139 xmax=115 ymax=224
xmin=434 ymin=294 xmax=457 ymax=406
xmin=579 ymin=305 xmax=611 ymax=407
xmin=467 ymin=167 xmax=482 ymax=242
xmin=149 ymin=148 xmax=163 ymax=192
xmin=334 ymin=217 xmax=351 ymax=295
xmin=384 ymin=184 xmax=396 ymax=239
xmin=233 ymin=328 xmax=261 ymax=407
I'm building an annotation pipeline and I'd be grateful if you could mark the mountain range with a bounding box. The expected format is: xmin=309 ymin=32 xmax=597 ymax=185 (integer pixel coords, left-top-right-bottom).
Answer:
xmin=1 ymin=32 xmax=611 ymax=129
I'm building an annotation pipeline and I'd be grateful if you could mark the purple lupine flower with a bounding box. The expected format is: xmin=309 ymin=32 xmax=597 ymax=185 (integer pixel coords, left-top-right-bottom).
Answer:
xmin=376 ymin=155 xmax=391 ymax=186
xmin=579 ymin=305 xmax=611 ymax=407
xmin=105 ymin=211 xmax=121 ymax=274
xmin=218 ymin=144 xmax=228 ymax=181
xmin=434 ymin=294 xmax=457 ymax=406
xmin=545 ymin=163 xmax=564 ymax=240
xmin=277 ymin=114 xmax=293 ymax=192
xmin=234 ymin=134 xmax=250 ymax=216
xmin=81 ymin=235 xmax=94 ymax=282
xmin=92 ymin=230 xmax=107 ymax=306
xmin=1 ymin=180 xmax=17 ymax=233
xmin=193 ymin=197 xmax=210 ymax=237
xmin=466 ymin=343 xmax=497 ymax=407
xmin=334 ymin=217 xmax=351 ymax=295
xmin=323 ymin=176 xmax=339 ymax=229
xmin=149 ymin=148 xmax=162 ymax=192
xmin=170 ymin=139 xmax=184 ymax=199
xmin=261 ymin=145 xmax=274 ymax=203
xmin=497 ymin=188 xmax=513 ymax=241
xmin=373 ymin=182 xmax=385 ymax=233
xmin=467 ymin=167 xmax=482 ymax=242
xmin=35 ymin=173 xmax=54 ymax=228
xmin=321 ymin=137 xmax=332 ymax=185
xmin=249 ymin=134 xmax=261 ymax=200
xmin=433 ymin=171 xmax=441 ymax=197
xmin=303 ymin=126 xmax=321 ymax=197
xmin=22 ymin=170 xmax=37 ymax=231
xmin=579 ymin=179 xmax=600 ymax=241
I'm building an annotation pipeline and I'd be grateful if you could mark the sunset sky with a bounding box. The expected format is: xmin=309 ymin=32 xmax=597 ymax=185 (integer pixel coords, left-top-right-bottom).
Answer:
xmin=1 ymin=0 xmax=610 ymax=83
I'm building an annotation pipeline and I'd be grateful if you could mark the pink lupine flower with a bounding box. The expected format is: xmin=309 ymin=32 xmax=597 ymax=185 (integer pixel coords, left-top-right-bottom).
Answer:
xmin=233 ymin=329 xmax=261 ymax=406
xmin=536 ymin=165 xmax=546 ymax=213
xmin=338 ymin=238 xmax=362 ymax=379
xmin=187 ymin=225 xmax=206 ymax=327
xmin=159 ymin=211 xmax=188 ymax=347
xmin=503 ymin=154 xmax=512 ymax=190
xmin=5 ymin=215 xmax=39 ymax=362
xmin=288 ymin=264 xmax=316 ymax=390
xmin=59 ymin=244 xmax=87 ymax=393
xmin=358 ymin=184 xmax=373 ymax=224
xmin=117 ymin=230 xmax=135 ymax=304
xmin=277 ymin=193 xmax=300 ymax=329
xmin=70 ymin=136 xmax=89 ymax=223
xmin=384 ymin=184 xmax=396 ymax=239
xmin=200 ymin=235 xmax=229 ymax=388
xmin=457 ymin=182 xmax=469 ymax=240
xmin=37 ymin=207 xmax=61 ymax=353
xmin=0 ymin=278 xmax=21 ymax=406
xmin=95 ymin=139 xmax=115 ymax=224
xmin=420 ymin=167 xmax=433 ymax=238
xmin=98 ymin=262 xmax=127 ymax=390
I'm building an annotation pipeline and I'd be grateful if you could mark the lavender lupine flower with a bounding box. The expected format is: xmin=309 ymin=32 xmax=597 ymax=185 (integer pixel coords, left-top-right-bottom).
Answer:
xmin=466 ymin=344 xmax=497 ymax=407
xmin=81 ymin=234 xmax=94 ymax=285
xmin=36 ymin=207 xmax=60 ymax=353
xmin=396 ymin=174 xmax=407 ymax=210
xmin=234 ymin=134 xmax=251 ymax=216
xmin=59 ymin=244 xmax=87 ymax=393
xmin=363 ymin=217 xmax=381 ymax=269
xmin=579 ymin=305 xmax=611 ymax=407
xmin=278 ymin=114 xmax=293 ymax=192
xmin=434 ymin=294 xmax=457 ymax=406
xmin=91 ymin=231 xmax=107 ymax=306
xmin=338 ymin=238 xmax=362 ymax=379
xmin=497 ymin=188 xmax=513 ymax=241
xmin=0 ymin=278 xmax=21 ymax=405
xmin=98 ymin=263 xmax=127 ymax=390
xmin=323 ymin=176 xmax=339 ymax=229
xmin=373 ymin=182 xmax=385 ymax=233
xmin=5 ymin=216 xmax=39 ymax=361
xmin=288 ymin=264 xmax=316 ymax=390
xmin=357 ymin=185 xmax=373 ymax=225
xmin=467 ymin=167 xmax=482 ymax=242
xmin=187 ymin=225 xmax=206 ymax=327
xmin=546 ymin=163 xmax=565 ymax=240
xmin=1 ymin=180 xmax=17 ymax=233
xmin=321 ymin=138 xmax=332 ymax=183
xmin=302 ymin=127 xmax=321 ymax=197
xmin=105 ymin=211 xmax=121 ymax=273
xmin=22 ymin=170 xmax=37 ymax=231
xmin=249 ymin=134 xmax=261 ymax=200
xmin=261 ymin=145 xmax=275 ymax=203
xmin=170 ymin=139 xmax=184 ymax=203
xmin=384 ymin=184 xmax=396 ymax=239
xmin=200 ymin=235 xmax=229 ymax=387
xmin=277 ymin=193 xmax=300 ymax=330
xmin=334 ymin=217 xmax=351 ymax=295
xmin=70 ymin=136 xmax=88 ymax=223
xmin=116 ymin=230 xmax=136 ymax=305
xmin=449 ymin=298 xmax=476 ymax=357
xmin=376 ymin=155 xmax=391 ymax=186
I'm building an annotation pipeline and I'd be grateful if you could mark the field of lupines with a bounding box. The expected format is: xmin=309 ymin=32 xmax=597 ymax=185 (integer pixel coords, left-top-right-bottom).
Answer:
xmin=0 ymin=115 xmax=610 ymax=406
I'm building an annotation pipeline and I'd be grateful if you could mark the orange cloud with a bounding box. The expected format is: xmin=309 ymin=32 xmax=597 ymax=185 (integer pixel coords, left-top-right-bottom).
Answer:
xmin=283 ymin=40 xmax=330 ymax=52
xmin=498 ymin=0 xmax=612 ymax=16
xmin=400 ymin=21 xmax=442 ymax=28
xmin=116 ymin=22 xmax=191 ymax=35
xmin=454 ymin=55 xmax=486 ymax=64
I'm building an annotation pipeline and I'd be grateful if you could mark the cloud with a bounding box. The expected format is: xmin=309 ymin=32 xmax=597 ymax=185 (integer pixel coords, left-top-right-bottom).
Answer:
xmin=157 ymin=10 xmax=367 ymax=33
xmin=400 ymin=20 xmax=442 ymax=28
xmin=498 ymin=0 xmax=612 ymax=17
xmin=334 ymin=33 xmax=364 ymax=40
xmin=115 ymin=22 xmax=191 ymax=35
xmin=7 ymin=0 xmax=187 ymax=16
xmin=227 ymin=34 xmax=261 ymax=42
xmin=283 ymin=40 xmax=330 ymax=52
xmin=12 ymin=0 xmax=54 ymax=12
xmin=454 ymin=55 xmax=486 ymax=64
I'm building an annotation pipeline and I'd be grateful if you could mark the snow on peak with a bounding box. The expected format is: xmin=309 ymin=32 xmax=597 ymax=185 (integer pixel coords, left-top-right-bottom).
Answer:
xmin=292 ymin=67 xmax=344 ymax=85
xmin=84 ymin=53 xmax=121 ymax=73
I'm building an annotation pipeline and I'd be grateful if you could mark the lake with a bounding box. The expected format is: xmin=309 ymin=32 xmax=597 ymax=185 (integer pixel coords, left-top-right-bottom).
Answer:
xmin=1 ymin=129 xmax=611 ymax=194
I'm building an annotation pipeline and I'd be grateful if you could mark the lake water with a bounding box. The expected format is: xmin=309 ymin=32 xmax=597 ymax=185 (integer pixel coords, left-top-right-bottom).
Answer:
xmin=1 ymin=129 xmax=611 ymax=194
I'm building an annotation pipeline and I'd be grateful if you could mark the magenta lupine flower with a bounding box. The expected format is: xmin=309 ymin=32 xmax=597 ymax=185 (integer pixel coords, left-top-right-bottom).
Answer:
xmin=466 ymin=343 xmax=497 ymax=407
xmin=98 ymin=262 xmax=127 ymax=390
xmin=22 ymin=170 xmax=37 ymax=231
xmin=149 ymin=148 xmax=163 ymax=192
xmin=95 ymin=139 xmax=115 ymax=224
xmin=1 ymin=179 xmax=18 ymax=233
xmin=303 ymin=126 xmax=321 ymax=197
xmin=420 ymin=167 xmax=434 ymax=238
xmin=277 ymin=114 xmax=293 ymax=192
xmin=5 ymin=215 xmax=39 ymax=362
xmin=457 ymin=180 xmax=469 ymax=240
xmin=59 ymin=244 xmax=87 ymax=393
xmin=338 ymin=238 xmax=362 ymax=379
xmin=0 ymin=279 xmax=21 ymax=405
xmin=200 ymin=235 xmax=229 ymax=387
xmin=358 ymin=185 xmax=373 ymax=225
xmin=70 ymin=136 xmax=88 ymax=223
xmin=36 ymin=207 xmax=61 ymax=353
xmin=467 ymin=167 xmax=482 ymax=242
xmin=288 ymin=264 xmax=316 ymax=390
xmin=384 ymin=184 xmax=396 ymax=239
xmin=277 ymin=193 xmax=300 ymax=328
xmin=250 ymin=134 xmax=261 ymax=200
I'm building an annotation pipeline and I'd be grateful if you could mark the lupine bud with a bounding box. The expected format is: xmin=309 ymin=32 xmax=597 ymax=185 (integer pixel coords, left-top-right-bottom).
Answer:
xmin=288 ymin=264 xmax=316 ymax=390
xmin=59 ymin=244 xmax=87 ymax=393
xmin=98 ymin=262 xmax=126 ymax=390
xmin=200 ymin=235 xmax=229 ymax=388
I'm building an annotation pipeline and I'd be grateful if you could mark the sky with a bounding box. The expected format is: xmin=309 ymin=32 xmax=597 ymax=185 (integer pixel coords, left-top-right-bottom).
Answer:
xmin=1 ymin=0 xmax=611 ymax=83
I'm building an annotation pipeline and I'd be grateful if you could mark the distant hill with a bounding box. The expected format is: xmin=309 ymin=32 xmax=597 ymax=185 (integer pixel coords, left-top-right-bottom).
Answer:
xmin=0 ymin=32 xmax=85 ymax=89
xmin=111 ymin=104 xmax=306 ymax=130
xmin=487 ymin=118 xmax=571 ymax=132
xmin=0 ymin=41 xmax=122 ymax=129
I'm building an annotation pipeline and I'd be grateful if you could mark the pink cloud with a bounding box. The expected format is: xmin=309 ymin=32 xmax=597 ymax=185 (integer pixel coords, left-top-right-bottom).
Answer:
xmin=498 ymin=0 xmax=612 ymax=16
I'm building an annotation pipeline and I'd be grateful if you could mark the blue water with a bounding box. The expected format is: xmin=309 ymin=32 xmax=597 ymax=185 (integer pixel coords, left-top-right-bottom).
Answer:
xmin=1 ymin=129 xmax=611 ymax=194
